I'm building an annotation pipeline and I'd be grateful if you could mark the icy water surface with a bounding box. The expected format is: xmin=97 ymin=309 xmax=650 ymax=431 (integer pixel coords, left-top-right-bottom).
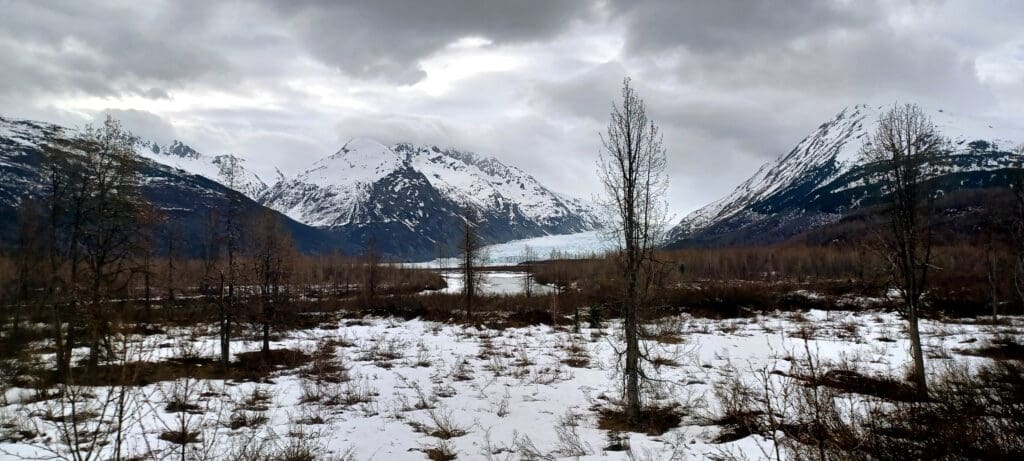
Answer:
xmin=430 ymin=270 xmax=558 ymax=295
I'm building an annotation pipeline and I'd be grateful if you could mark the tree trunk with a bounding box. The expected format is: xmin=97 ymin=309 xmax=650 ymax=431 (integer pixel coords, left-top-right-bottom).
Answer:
xmin=54 ymin=303 xmax=68 ymax=380
xmin=908 ymin=303 xmax=928 ymax=397
xmin=624 ymin=276 xmax=641 ymax=423
xmin=219 ymin=274 xmax=230 ymax=368
xmin=262 ymin=298 xmax=271 ymax=357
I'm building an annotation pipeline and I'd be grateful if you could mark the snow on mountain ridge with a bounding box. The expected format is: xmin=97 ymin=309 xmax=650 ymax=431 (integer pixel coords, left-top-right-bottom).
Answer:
xmin=259 ymin=139 xmax=599 ymax=233
xmin=301 ymin=138 xmax=404 ymax=188
xmin=678 ymin=105 xmax=873 ymax=234
xmin=0 ymin=115 xmax=269 ymax=201
xmin=398 ymin=143 xmax=595 ymax=227
xmin=671 ymin=103 xmax=1023 ymax=241
xmin=139 ymin=140 xmax=268 ymax=200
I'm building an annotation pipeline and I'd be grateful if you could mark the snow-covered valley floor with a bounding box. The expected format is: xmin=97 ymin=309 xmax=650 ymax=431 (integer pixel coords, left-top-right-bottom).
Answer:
xmin=1 ymin=309 xmax=1021 ymax=460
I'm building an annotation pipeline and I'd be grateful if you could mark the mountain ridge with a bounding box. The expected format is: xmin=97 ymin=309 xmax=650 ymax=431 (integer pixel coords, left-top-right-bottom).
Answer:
xmin=666 ymin=104 xmax=1024 ymax=248
xmin=0 ymin=115 xmax=599 ymax=261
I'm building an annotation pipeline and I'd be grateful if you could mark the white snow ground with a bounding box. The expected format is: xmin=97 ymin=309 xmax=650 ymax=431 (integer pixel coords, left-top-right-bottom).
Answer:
xmin=1 ymin=308 xmax=1020 ymax=460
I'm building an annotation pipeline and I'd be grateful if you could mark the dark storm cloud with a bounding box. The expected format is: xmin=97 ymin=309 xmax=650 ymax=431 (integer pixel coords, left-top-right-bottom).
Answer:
xmin=0 ymin=0 xmax=1021 ymax=215
xmin=609 ymin=0 xmax=876 ymax=55
xmin=262 ymin=0 xmax=597 ymax=83
xmin=0 ymin=1 xmax=228 ymax=99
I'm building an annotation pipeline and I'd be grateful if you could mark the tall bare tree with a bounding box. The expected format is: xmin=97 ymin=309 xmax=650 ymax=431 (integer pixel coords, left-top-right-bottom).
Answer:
xmin=363 ymin=237 xmax=381 ymax=305
xmin=41 ymin=132 xmax=93 ymax=380
xmin=520 ymin=245 xmax=537 ymax=298
xmin=79 ymin=118 xmax=149 ymax=370
xmin=862 ymin=103 xmax=945 ymax=396
xmin=163 ymin=219 xmax=182 ymax=303
xmin=458 ymin=207 xmax=483 ymax=319
xmin=597 ymin=77 xmax=670 ymax=423
xmin=10 ymin=197 xmax=49 ymax=342
xmin=220 ymin=156 xmax=244 ymax=367
xmin=37 ymin=116 xmax=150 ymax=377
xmin=248 ymin=209 xmax=295 ymax=360
xmin=1013 ymin=145 xmax=1024 ymax=311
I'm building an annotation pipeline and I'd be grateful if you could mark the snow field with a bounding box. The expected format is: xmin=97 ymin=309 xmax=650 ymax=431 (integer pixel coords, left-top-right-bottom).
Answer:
xmin=1 ymin=309 xmax=1021 ymax=460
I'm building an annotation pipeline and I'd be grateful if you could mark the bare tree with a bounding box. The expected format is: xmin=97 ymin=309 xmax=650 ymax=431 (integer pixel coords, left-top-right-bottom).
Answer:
xmin=41 ymin=132 xmax=93 ymax=380
xmin=36 ymin=116 xmax=150 ymax=377
xmin=597 ymin=77 xmax=670 ymax=423
xmin=520 ymin=245 xmax=537 ymax=298
xmin=862 ymin=103 xmax=946 ymax=396
xmin=10 ymin=197 xmax=49 ymax=341
xmin=248 ymin=209 xmax=296 ymax=360
xmin=163 ymin=219 xmax=182 ymax=303
xmin=363 ymin=237 xmax=381 ymax=305
xmin=1013 ymin=145 xmax=1024 ymax=310
xmin=220 ymin=156 xmax=244 ymax=368
xmin=458 ymin=207 xmax=484 ymax=319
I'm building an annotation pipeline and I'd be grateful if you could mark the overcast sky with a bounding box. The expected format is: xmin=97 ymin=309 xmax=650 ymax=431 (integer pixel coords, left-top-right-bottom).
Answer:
xmin=3 ymin=0 xmax=1023 ymax=216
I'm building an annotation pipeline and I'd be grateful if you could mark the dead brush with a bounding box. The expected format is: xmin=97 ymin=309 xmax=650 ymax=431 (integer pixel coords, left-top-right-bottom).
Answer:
xmin=857 ymin=360 xmax=1024 ymax=460
xmin=225 ymin=385 xmax=273 ymax=430
xmin=0 ymin=411 xmax=37 ymax=443
xmin=484 ymin=355 xmax=510 ymax=376
xmin=644 ymin=315 xmax=687 ymax=344
xmin=790 ymin=320 xmax=820 ymax=340
xmin=395 ymin=373 xmax=435 ymax=410
xmin=648 ymin=354 xmax=679 ymax=370
xmin=554 ymin=409 xmax=592 ymax=457
xmin=245 ymin=386 xmax=273 ymax=410
xmin=512 ymin=340 xmax=533 ymax=367
xmin=432 ymin=383 xmax=457 ymax=398
xmin=357 ymin=334 xmax=407 ymax=368
xmin=561 ymin=335 xmax=591 ymax=368
xmin=336 ymin=377 xmax=378 ymax=407
xmin=709 ymin=362 xmax=763 ymax=443
xmin=528 ymin=363 xmax=570 ymax=385
xmin=834 ymin=317 xmax=863 ymax=340
xmin=451 ymin=356 xmax=474 ymax=381
xmin=477 ymin=336 xmax=497 ymax=359
xmin=409 ymin=407 xmax=469 ymax=440
xmin=423 ymin=438 xmax=458 ymax=461
xmin=412 ymin=340 xmax=432 ymax=367
xmin=717 ymin=320 xmax=743 ymax=335
xmin=298 ymin=378 xmax=339 ymax=406
xmin=493 ymin=387 xmax=511 ymax=418
xmin=302 ymin=342 xmax=351 ymax=383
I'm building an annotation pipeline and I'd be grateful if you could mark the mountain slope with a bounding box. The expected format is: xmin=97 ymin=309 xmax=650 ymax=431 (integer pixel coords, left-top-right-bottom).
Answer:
xmin=138 ymin=139 xmax=268 ymax=200
xmin=260 ymin=139 xmax=599 ymax=259
xmin=667 ymin=104 xmax=1023 ymax=248
xmin=1 ymin=116 xmax=599 ymax=260
xmin=0 ymin=116 xmax=350 ymax=256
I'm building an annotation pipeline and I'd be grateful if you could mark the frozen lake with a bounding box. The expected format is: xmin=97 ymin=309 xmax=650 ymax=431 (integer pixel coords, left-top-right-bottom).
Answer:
xmin=409 ymin=230 xmax=613 ymax=268
xmin=428 ymin=270 xmax=558 ymax=296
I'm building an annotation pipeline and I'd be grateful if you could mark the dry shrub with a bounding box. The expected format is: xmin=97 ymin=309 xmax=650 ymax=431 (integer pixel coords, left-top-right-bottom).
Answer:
xmin=424 ymin=439 xmax=458 ymax=461
xmin=596 ymin=404 xmax=684 ymax=436
xmin=960 ymin=335 xmax=1024 ymax=361
xmin=234 ymin=348 xmax=312 ymax=373
xmin=714 ymin=348 xmax=1024 ymax=460
xmin=858 ymin=361 xmax=1024 ymax=460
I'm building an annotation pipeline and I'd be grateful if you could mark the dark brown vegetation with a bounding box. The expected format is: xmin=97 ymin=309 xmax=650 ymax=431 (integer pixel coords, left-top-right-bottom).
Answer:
xmin=714 ymin=352 xmax=1024 ymax=460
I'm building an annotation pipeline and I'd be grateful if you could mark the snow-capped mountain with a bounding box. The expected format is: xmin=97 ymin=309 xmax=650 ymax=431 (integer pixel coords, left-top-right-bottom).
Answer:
xmin=667 ymin=104 xmax=1024 ymax=247
xmin=0 ymin=115 xmax=599 ymax=260
xmin=0 ymin=115 xmax=348 ymax=256
xmin=259 ymin=138 xmax=599 ymax=258
xmin=139 ymin=140 xmax=268 ymax=200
